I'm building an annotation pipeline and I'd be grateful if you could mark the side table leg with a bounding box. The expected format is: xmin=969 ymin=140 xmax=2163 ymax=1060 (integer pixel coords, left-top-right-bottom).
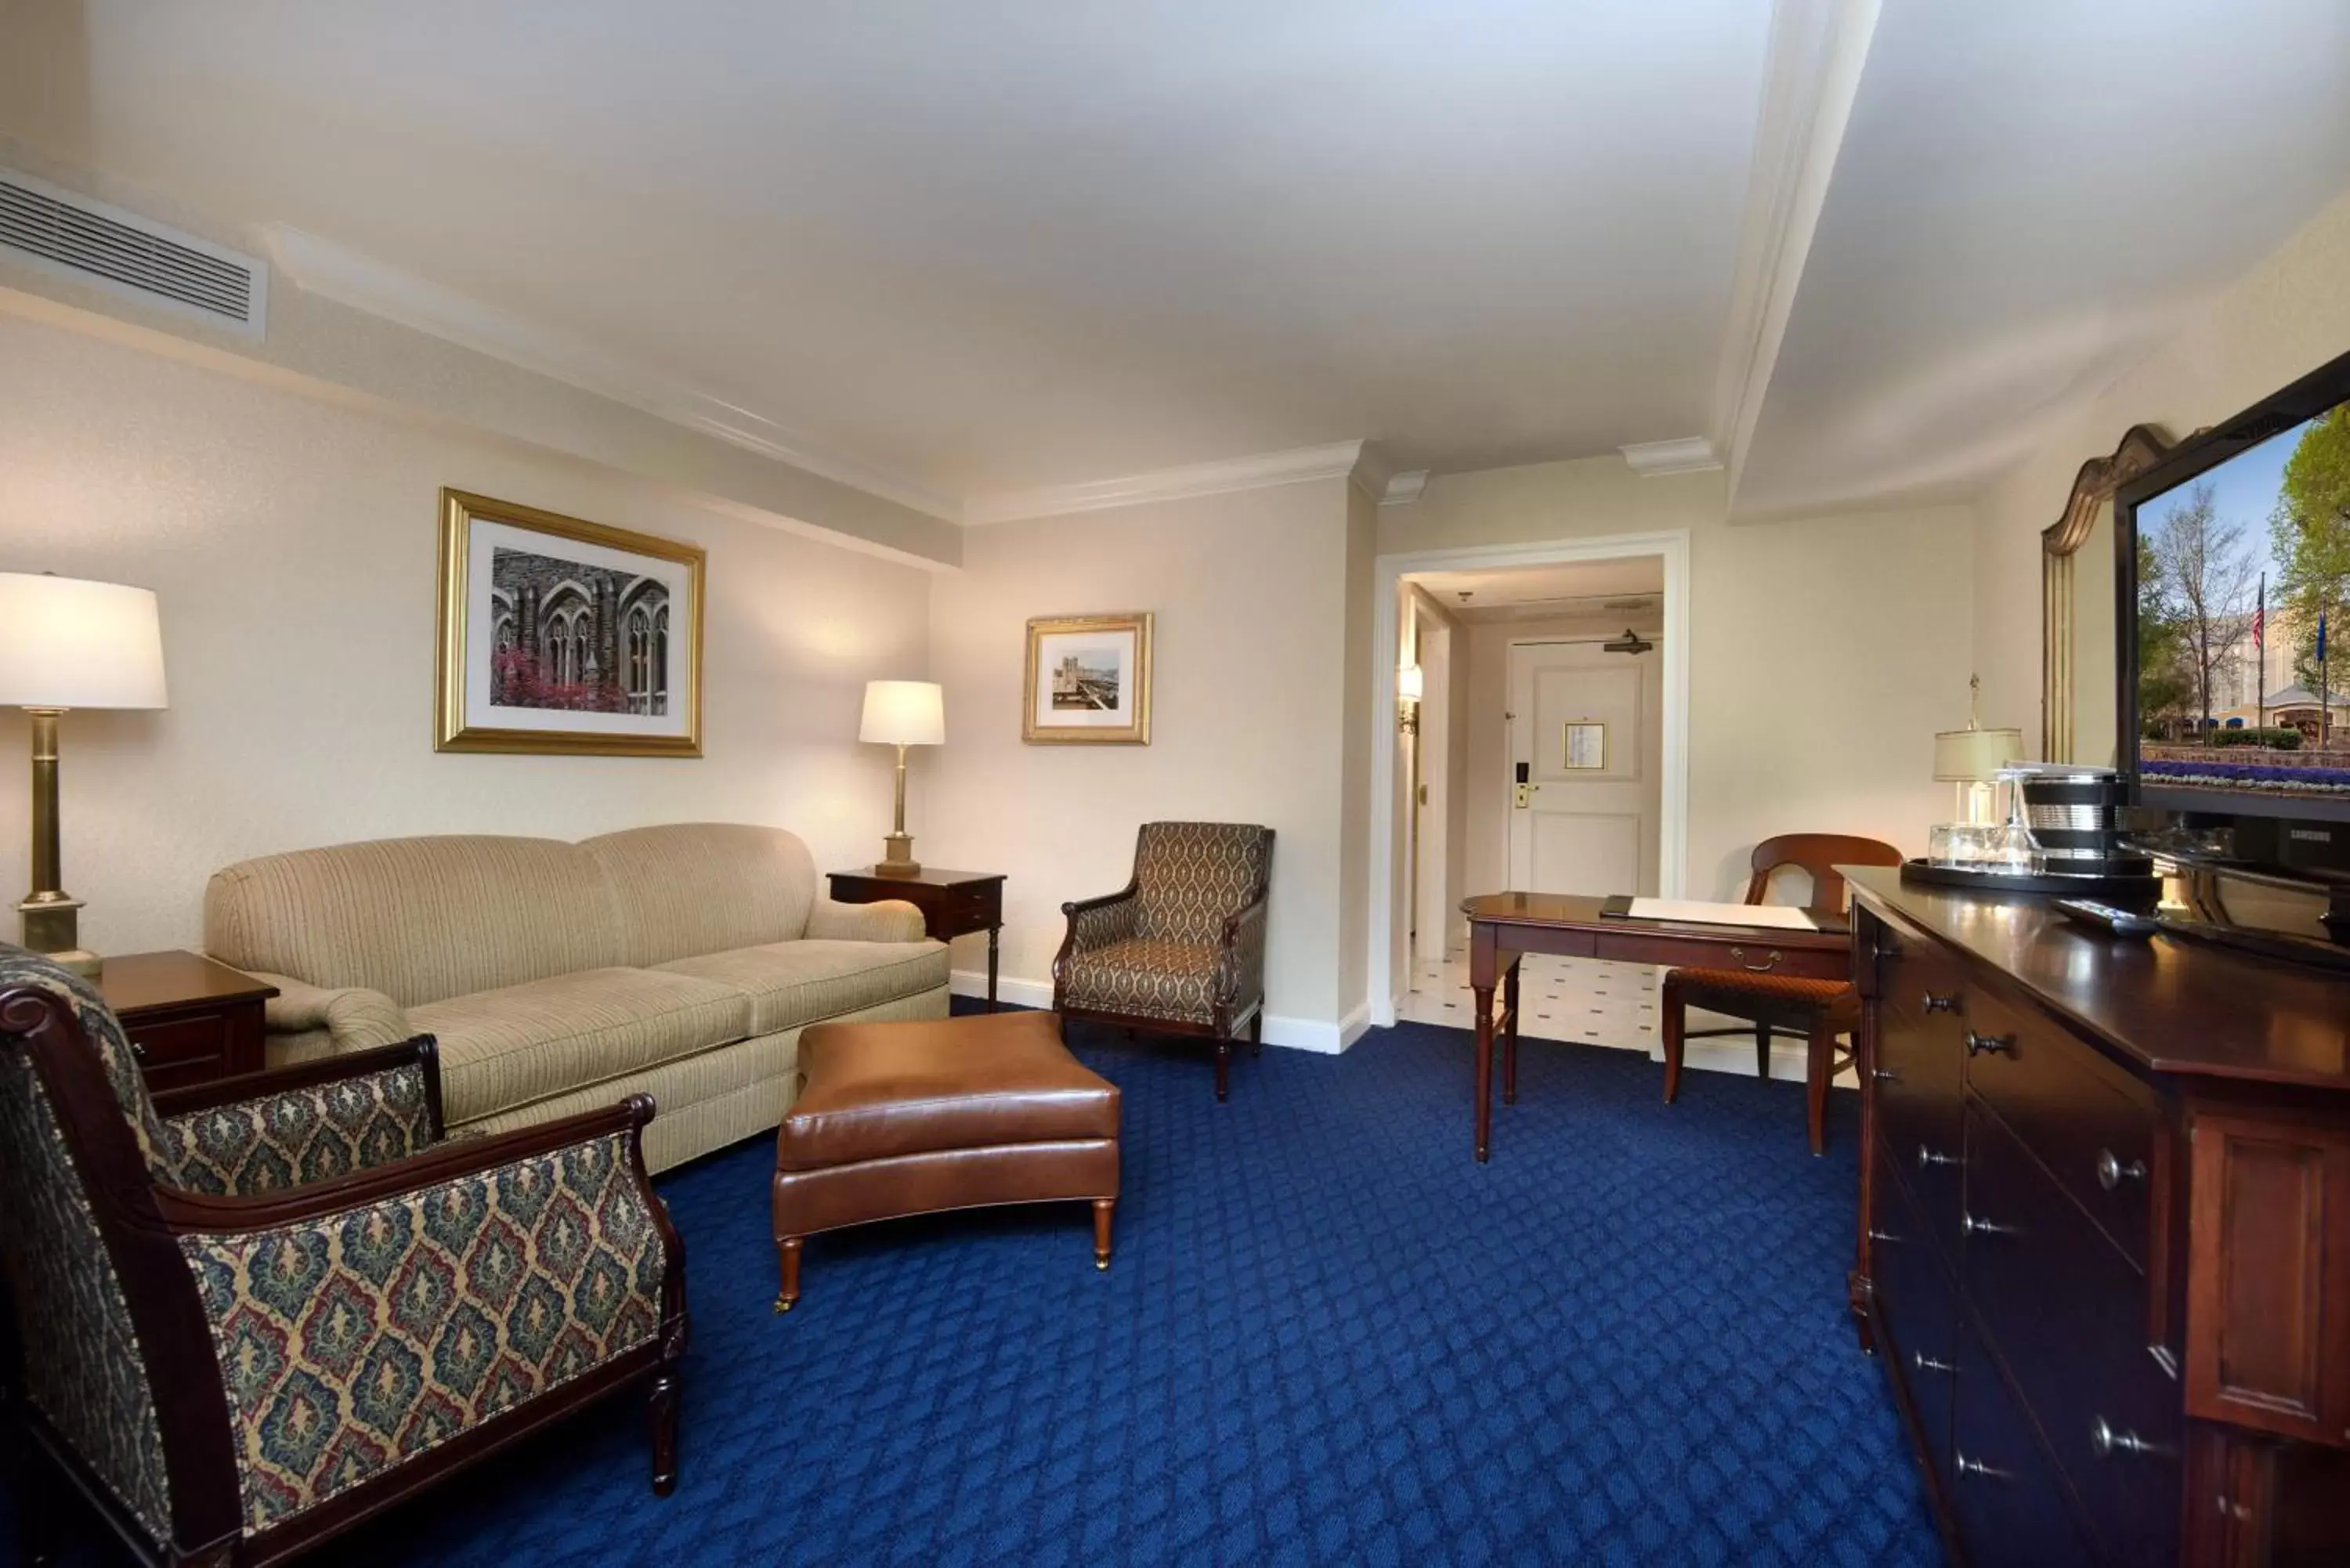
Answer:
xmin=1502 ymin=956 xmax=1520 ymax=1105
xmin=987 ymin=925 xmax=1000 ymax=1012
xmin=1470 ymin=919 xmax=1498 ymax=1163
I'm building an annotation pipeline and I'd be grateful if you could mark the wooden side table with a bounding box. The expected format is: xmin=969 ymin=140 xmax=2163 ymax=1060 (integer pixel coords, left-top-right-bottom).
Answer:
xmin=97 ymin=951 xmax=277 ymax=1092
xmin=826 ymin=868 xmax=1006 ymax=1010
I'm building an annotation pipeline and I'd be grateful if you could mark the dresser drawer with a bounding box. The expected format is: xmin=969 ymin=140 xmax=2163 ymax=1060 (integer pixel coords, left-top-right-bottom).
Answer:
xmin=1870 ymin=1145 xmax=1958 ymax=1499
xmin=124 ymin=1011 xmax=228 ymax=1070
xmin=1947 ymin=1311 xmax=2101 ymax=1568
xmin=1962 ymin=1099 xmax=2181 ymax=1565
xmin=1961 ymin=980 xmax=2160 ymax=1271
xmin=1876 ymin=931 xmax=1969 ymax=1263
xmin=941 ymin=883 xmax=1001 ymax=934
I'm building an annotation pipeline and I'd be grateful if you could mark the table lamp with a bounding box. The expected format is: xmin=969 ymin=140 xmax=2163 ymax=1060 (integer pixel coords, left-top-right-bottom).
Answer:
xmin=1933 ymin=674 xmax=2023 ymax=827
xmin=859 ymin=679 xmax=943 ymax=876
xmin=0 ymin=573 xmax=169 ymax=977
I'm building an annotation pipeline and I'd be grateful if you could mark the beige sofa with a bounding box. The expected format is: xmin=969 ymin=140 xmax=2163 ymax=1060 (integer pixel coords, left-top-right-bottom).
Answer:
xmin=202 ymin=823 xmax=949 ymax=1171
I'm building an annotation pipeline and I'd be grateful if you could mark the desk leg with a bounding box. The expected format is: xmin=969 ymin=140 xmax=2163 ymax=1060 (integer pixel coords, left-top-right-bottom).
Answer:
xmin=1502 ymin=956 xmax=1520 ymax=1105
xmin=986 ymin=925 xmax=1000 ymax=1012
xmin=1470 ymin=922 xmax=1498 ymax=1163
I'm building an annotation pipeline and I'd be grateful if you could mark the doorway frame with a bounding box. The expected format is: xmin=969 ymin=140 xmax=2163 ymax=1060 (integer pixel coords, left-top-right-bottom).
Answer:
xmin=1367 ymin=529 xmax=1691 ymax=1029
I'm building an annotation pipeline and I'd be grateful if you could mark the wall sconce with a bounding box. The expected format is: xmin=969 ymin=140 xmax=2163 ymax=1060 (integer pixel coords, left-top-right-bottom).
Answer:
xmin=1397 ymin=662 xmax=1423 ymax=734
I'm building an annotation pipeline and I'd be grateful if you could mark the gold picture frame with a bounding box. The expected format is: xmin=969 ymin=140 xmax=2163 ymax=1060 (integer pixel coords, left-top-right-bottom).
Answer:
xmin=435 ymin=488 xmax=706 ymax=756
xmin=1563 ymin=720 xmax=1607 ymax=770
xmin=1023 ymin=612 xmax=1153 ymax=744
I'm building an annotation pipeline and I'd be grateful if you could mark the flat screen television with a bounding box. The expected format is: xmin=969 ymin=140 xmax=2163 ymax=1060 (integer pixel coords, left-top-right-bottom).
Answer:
xmin=2115 ymin=345 xmax=2350 ymax=905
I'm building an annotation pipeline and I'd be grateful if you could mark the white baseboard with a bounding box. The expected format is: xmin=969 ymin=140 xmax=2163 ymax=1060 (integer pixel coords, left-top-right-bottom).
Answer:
xmin=948 ymin=970 xmax=1368 ymax=1054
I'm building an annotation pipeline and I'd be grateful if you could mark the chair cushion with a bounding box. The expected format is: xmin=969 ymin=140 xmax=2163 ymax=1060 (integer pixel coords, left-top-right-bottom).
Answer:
xmin=1060 ymin=938 xmax=1220 ymax=1027
xmin=653 ymin=939 xmax=948 ymax=1035
xmin=577 ymin=823 xmax=822 ymax=968
xmin=1668 ymin=969 xmax=1857 ymax=1025
xmin=779 ymin=1012 xmax=1119 ymax=1171
xmin=410 ymin=967 xmax=752 ymax=1125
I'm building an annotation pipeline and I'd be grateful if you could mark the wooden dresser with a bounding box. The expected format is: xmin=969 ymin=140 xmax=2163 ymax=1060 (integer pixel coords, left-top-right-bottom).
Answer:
xmin=1845 ymin=869 xmax=2350 ymax=1567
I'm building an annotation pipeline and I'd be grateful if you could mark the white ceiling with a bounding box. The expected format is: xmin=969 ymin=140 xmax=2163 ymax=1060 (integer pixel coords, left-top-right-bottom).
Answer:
xmin=27 ymin=0 xmax=1770 ymax=509
xmin=1734 ymin=2 xmax=2350 ymax=518
xmin=9 ymin=4 xmax=2350 ymax=528
xmin=1408 ymin=557 xmax=1664 ymax=610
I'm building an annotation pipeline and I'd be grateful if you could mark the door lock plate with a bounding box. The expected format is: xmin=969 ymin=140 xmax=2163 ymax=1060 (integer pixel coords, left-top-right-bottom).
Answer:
xmin=1513 ymin=784 xmax=1533 ymax=808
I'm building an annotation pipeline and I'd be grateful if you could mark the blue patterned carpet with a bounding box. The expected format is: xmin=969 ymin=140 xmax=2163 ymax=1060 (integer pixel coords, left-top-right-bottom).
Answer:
xmin=17 ymin=1006 xmax=1943 ymax=1566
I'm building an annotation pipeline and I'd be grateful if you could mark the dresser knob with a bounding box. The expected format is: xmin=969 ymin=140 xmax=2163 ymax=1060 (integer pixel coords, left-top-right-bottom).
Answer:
xmin=1867 ymin=1227 xmax=1900 ymax=1246
xmin=1922 ymin=992 xmax=1958 ymax=1013
xmin=129 ymin=1039 xmax=147 ymax=1060
xmin=2095 ymin=1150 xmax=2146 ymax=1190
xmin=1964 ymin=1030 xmax=2016 ymax=1057
xmin=1911 ymin=1351 xmax=1954 ymax=1375
xmin=1917 ymin=1144 xmax=1961 ymax=1169
xmin=1871 ymin=1068 xmax=1898 ymax=1083
xmin=1961 ymin=1212 xmax=2014 ymax=1237
xmin=2091 ymin=1417 xmax=2167 ymax=1460
xmin=1954 ymin=1453 xmax=2009 ymax=1481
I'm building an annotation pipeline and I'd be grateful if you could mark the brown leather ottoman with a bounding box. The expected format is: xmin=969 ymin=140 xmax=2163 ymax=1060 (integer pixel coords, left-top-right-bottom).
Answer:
xmin=772 ymin=1010 xmax=1120 ymax=1312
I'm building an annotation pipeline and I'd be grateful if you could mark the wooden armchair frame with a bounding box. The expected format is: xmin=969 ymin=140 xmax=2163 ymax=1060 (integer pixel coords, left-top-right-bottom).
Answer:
xmin=0 ymin=984 xmax=688 ymax=1568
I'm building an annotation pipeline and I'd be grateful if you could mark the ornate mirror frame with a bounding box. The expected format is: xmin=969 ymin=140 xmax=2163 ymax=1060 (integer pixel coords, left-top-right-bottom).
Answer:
xmin=2041 ymin=424 xmax=2178 ymax=761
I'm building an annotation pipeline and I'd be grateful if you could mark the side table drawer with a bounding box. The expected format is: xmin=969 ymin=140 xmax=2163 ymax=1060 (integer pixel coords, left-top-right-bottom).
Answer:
xmin=125 ymin=1011 xmax=230 ymax=1090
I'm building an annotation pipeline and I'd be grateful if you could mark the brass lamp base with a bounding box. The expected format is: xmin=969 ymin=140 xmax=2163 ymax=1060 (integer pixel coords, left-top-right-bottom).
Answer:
xmin=876 ymin=833 xmax=921 ymax=878
xmin=20 ymin=898 xmax=100 ymax=977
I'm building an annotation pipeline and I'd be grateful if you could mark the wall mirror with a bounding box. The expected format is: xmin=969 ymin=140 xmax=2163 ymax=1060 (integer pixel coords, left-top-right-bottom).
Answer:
xmin=2042 ymin=425 xmax=2178 ymax=765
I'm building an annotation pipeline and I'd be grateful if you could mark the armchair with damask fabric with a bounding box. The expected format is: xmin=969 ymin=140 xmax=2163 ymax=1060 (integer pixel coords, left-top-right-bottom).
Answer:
xmin=0 ymin=945 xmax=686 ymax=1567
xmin=1052 ymin=822 xmax=1274 ymax=1101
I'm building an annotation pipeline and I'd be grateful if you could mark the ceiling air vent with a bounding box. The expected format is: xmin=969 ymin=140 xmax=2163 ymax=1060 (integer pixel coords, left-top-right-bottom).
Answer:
xmin=0 ymin=168 xmax=266 ymax=338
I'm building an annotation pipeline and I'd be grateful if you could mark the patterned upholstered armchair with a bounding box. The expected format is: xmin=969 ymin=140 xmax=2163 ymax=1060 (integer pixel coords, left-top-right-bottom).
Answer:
xmin=0 ymin=945 xmax=686 ymax=1566
xmin=1052 ymin=822 xmax=1274 ymax=1100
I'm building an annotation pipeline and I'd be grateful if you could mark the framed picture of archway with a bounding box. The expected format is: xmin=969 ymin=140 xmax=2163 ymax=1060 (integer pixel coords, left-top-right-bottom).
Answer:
xmin=434 ymin=488 xmax=705 ymax=756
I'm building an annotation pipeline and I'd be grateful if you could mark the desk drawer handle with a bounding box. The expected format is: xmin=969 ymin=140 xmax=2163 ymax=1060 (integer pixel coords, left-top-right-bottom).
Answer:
xmin=1962 ymin=1212 xmax=2014 ymax=1238
xmin=1954 ymin=1454 xmax=2010 ymax=1482
xmin=1917 ymin=1145 xmax=1961 ymax=1169
xmin=1911 ymin=1351 xmax=1954 ymax=1375
xmin=2095 ymin=1150 xmax=2146 ymax=1190
xmin=2089 ymin=1417 xmax=2167 ymax=1461
xmin=1922 ymin=992 xmax=1958 ymax=1013
xmin=1964 ymin=1030 xmax=2015 ymax=1057
xmin=1730 ymin=947 xmax=1781 ymax=973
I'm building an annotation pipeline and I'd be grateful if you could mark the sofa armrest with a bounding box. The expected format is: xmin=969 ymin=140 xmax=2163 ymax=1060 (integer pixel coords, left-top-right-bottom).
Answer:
xmin=152 ymin=1038 xmax=446 ymax=1195
xmin=244 ymin=969 xmax=413 ymax=1055
xmin=804 ymin=897 xmax=927 ymax=944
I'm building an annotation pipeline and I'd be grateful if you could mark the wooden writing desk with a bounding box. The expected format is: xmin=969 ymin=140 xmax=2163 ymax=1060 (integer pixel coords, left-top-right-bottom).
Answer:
xmin=1460 ymin=891 xmax=1850 ymax=1162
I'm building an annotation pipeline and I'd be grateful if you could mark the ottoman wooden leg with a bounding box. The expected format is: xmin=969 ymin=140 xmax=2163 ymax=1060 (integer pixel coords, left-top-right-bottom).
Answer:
xmin=1093 ymin=1198 xmax=1115 ymax=1270
xmin=773 ymin=1236 xmax=802 ymax=1313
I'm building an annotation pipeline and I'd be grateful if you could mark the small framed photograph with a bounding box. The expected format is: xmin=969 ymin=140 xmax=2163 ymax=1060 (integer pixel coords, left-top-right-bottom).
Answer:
xmin=1024 ymin=612 xmax=1152 ymax=744
xmin=435 ymin=488 xmax=705 ymax=756
xmin=1563 ymin=720 xmax=1607 ymax=771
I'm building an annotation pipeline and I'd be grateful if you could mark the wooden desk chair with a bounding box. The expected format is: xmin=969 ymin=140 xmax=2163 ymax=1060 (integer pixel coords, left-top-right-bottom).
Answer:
xmin=1660 ymin=833 xmax=1904 ymax=1154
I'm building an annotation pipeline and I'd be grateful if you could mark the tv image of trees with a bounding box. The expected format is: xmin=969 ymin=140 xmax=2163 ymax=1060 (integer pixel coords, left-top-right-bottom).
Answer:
xmin=2269 ymin=405 xmax=2350 ymax=699
xmin=2141 ymin=480 xmax=2254 ymax=735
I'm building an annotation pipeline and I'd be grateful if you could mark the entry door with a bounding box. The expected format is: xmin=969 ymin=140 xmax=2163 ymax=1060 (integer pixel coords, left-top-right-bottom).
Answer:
xmin=1506 ymin=639 xmax=1660 ymax=896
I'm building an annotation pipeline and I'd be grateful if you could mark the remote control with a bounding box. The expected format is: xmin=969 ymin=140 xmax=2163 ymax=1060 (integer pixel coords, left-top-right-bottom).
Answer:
xmin=2054 ymin=898 xmax=2160 ymax=938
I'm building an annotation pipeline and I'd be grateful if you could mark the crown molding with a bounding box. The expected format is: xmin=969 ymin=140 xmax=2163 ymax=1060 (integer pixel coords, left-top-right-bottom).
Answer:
xmin=1710 ymin=0 xmax=1882 ymax=504
xmin=963 ymin=439 xmax=1367 ymax=525
xmin=262 ymin=225 xmax=963 ymax=522
xmin=1618 ymin=436 xmax=1723 ymax=477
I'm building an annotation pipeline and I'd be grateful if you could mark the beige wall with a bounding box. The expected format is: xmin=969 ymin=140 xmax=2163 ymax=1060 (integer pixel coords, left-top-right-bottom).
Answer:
xmin=0 ymin=309 xmax=933 ymax=955
xmin=1974 ymin=187 xmax=2350 ymax=746
xmin=922 ymin=479 xmax=1362 ymax=1044
xmin=1383 ymin=458 xmax=1974 ymax=899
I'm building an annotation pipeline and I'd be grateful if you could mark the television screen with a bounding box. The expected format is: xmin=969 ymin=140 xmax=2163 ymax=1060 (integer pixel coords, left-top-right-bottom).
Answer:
xmin=2131 ymin=395 xmax=2349 ymax=809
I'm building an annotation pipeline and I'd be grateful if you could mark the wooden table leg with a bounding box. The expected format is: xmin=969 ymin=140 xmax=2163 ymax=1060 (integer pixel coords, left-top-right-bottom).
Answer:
xmin=1502 ymin=954 xmax=1520 ymax=1105
xmin=986 ymin=925 xmax=1000 ymax=1012
xmin=1470 ymin=920 xmax=1497 ymax=1162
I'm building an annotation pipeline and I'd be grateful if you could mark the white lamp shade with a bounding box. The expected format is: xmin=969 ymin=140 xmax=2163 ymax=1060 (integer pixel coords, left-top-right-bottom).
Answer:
xmin=0 ymin=573 xmax=168 ymax=710
xmin=1932 ymin=725 xmax=2023 ymax=782
xmin=859 ymin=679 xmax=944 ymax=746
xmin=1396 ymin=663 xmax=1425 ymax=703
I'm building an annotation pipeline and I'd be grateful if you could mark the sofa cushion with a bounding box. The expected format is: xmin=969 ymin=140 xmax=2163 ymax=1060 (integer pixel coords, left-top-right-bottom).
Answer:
xmin=579 ymin=824 xmax=819 ymax=968
xmin=409 ymin=967 xmax=752 ymax=1125
xmin=205 ymin=836 xmax=622 ymax=1008
xmin=653 ymin=939 xmax=948 ymax=1035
